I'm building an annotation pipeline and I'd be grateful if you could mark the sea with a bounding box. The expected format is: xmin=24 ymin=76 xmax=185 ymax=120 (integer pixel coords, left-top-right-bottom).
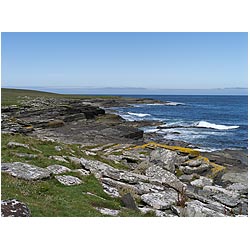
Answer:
xmin=110 ymin=95 xmax=248 ymax=152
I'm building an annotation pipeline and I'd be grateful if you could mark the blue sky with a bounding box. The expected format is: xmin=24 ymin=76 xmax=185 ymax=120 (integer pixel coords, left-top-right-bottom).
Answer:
xmin=1 ymin=32 xmax=248 ymax=90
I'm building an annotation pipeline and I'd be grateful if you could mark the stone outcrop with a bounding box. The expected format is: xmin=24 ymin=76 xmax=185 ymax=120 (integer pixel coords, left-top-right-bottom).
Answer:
xmin=1 ymin=199 xmax=31 ymax=217
xmin=55 ymin=175 xmax=82 ymax=186
xmin=1 ymin=162 xmax=51 ymax=181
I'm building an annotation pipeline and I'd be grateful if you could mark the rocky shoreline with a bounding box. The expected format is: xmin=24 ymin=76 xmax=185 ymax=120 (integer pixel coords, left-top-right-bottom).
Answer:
xmin=1 ymin=95 xmax=248 ymax=217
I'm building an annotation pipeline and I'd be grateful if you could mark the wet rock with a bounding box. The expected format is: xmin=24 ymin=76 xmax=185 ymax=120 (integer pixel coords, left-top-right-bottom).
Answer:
xmin=145 ymin=165 xmax=186 ymax=192
xmin=95 ymin=207 xmax=119 ymax=216
xmin=1 ymin=162 xmax=51 ymax=180
xmin=46 ymin=165 xmax=71 ymax=174
xmin=1 ymin=199 xmax=31 ymax=217
xmin=191 ymin=176 xmax=213 ymax=188
xmin=55 ymin=175 xmax=82 ymax=186
xmin=121 ymin=193 xmax=139 ymax=211
xmin=141 ymin=189 xmax=178 ymax=210
xmin=7 ymin=141 xmax=29 ymax=149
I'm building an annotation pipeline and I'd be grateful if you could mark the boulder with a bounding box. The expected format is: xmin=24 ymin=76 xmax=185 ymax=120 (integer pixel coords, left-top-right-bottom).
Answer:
xmin=55 ymin=175 xmax=82 ymax=186
xmin=101 ymin=183 xmax=120 ymax=197
xmin=226 ymin=183 xmax=248 ymax=195
xmin=141 ymin=189 xmax=178 ymax=210
xmin=179 ymin=200 xmax=225 ymax=217
xmin=179 ymin=163 xmax=211 ymax=175
xmin=203 ymin=185 xmax=241 ymax=207
xmin=121 ymin=193 xmax=139 ymax=211
xmin=46 ymin=165 xmax=71 ymax=174
xmin=145 ymin=164 xmax=186 ymax=192
xmin=1 ymin=199 xmax=31 ymax=217
xmin=191 ymin=176 xmax=213 ymax=188
xmin=13 ymin=153 xmax=38 ymax=159
xmin=1 ymin=162 xmax=51 ymax=181
xmin=221 ymin=172 xmax=248 ymax=186
xmin=150 ymin=148 xmax=179 ymax=173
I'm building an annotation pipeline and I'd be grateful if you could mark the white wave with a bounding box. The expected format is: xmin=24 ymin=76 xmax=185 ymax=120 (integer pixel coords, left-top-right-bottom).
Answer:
xmin=144 ymin=128 xmax=159 ymax=133
xmin=127 ymin=112 xmax=151 ymax=117
xmin=165 ymin=101 xmax=185 ymax=106
xmin=146 ymin=103 xmax=165 ymax=106
xmin=195 ymin=121 xmax=239 ymax=130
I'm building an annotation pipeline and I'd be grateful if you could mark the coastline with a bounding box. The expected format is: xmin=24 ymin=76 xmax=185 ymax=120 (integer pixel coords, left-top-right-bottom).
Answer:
xmin=1 ymin=89 xmax=248 ymax=217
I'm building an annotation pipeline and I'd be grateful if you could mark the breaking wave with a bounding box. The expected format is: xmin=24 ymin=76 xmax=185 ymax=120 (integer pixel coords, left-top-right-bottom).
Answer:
xmin=127 ymin=112 xmax=151 ymax=117
xmin=195 ymin=121 xmax=239 ymax=130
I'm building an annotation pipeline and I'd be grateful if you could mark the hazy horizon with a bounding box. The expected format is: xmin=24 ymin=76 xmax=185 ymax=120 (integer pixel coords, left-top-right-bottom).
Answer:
xmin=1 ymin=32 xmax=248 ymax=90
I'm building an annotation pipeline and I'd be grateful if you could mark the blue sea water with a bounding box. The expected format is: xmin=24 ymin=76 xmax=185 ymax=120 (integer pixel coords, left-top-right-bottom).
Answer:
xmin=112 ymin=95 xmax=248 ymax=151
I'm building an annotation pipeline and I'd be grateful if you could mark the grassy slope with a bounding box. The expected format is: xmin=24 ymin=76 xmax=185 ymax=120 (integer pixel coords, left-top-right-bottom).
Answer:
xmin=1 ymin=88 xmax=120 ymax=105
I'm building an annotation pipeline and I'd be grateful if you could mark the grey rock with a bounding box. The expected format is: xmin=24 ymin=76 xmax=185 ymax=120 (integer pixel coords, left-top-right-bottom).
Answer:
xmin=179 ymin=174 xmax=199 ymax=183
xmin=101 ymin=177 xmax=141 ymax=194
xmin=179 ymin=163 xmax=211 ymax=175
xmin=145 ymin=165 xmax=186 ymax=192
xmin=55 ymin=175 xmax=82 ymax=186
xmin=150 ymin=148 xmax=178 ymax=172
xmin=203 ymin=185 xmax=241 ymax=208
xmin=191 ymin=176 xmax=213 ymax=188
xmin=183 ymin=159 xmax=203 ymax=167
xmin=101 ymin=183 xmax=120 ymax=197
xmin=49 ymin=155 xmax=69 ymax=163
xmin=221 ymin=172 xmax=248 ymax=186
xmin=95 ymin=207 xmax=119 ymax=216
xmin=7 ymin=141 xmax=29 ymax=149
xmin=1 ymin=199 xmax=31 ymax=217
xmin=180 ymin=200 xmax=226 ymax=217
xmin=71 ymin=169 xmax=90 ymax=176
xmin=67 ymin=156 xmax=82 ymax=166
xmin=13 ymin=153 xmax=38 ymax=159
xmin=135 ymin=182 xmax=165 ymax=194
xmin=55 ymin=146 xmax=63 ymax=151
xmin=1 ymin=162 xmax=51 ymax=180
xmin=46 ymin=165 xmax=71 ymax=174
xmin=121 ymin=193 xmax=139 ymax=211
xmin=141 ymin=189 xmax=178 ymax=210
xmin=80 ymin=158 xmax=149 ymax=183
xmin=227 ymin=183 xmax=248 ymax=194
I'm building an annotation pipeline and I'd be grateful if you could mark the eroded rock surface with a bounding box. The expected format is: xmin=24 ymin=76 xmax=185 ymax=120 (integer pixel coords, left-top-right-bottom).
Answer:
xmin=1 ymin=199 xmax=31 ymax=217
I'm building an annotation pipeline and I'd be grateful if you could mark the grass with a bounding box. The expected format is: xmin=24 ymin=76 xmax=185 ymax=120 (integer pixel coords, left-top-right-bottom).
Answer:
xmin=1 ymin=88 xmax=121 ymax=106
xmin=1 ymin=133 xmax=150 ymax=216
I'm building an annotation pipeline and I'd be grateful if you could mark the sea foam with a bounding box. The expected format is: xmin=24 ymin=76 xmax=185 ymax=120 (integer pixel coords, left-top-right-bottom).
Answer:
xmin=195 ymin=121 xmax=239 ymax=130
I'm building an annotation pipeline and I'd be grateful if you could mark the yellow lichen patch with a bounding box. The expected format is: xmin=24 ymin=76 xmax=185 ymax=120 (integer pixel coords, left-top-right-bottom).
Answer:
xmin=210 ymin=162 xmax=226 ymax=177
xmin=126 ymin=142 xmax=200 ymax=156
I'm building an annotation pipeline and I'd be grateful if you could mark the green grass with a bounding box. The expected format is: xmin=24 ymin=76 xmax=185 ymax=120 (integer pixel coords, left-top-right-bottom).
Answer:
xmin=1 ymin=133 xmax=152 ymax=216
xmin=1 ymin=88 xmax=121 ymax=105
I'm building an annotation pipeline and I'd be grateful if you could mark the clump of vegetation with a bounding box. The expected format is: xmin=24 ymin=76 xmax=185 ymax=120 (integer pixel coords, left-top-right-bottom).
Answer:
xmin=176 ymin=187 xmax=188 ymax=208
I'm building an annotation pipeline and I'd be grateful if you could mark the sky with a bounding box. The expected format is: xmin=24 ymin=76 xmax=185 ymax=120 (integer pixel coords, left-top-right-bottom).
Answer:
xmin=1 ymin=32 xmax=248 ymax=92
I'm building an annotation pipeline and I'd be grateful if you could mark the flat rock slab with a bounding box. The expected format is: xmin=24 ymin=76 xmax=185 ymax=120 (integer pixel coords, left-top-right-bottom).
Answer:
xmin=49 ymin=155 xmax=69 ymax=163
xmin=191 ymin=176 xmax=213 ymax=188
xmin=55 ymin=175 xmax=82 ymax=186
xmin=145 ymin=165 xmax=186 ymax=192
xmin=7 ymin=141 xmax=29 ymax=149
xmin=180 ymin=200 xmax=225 ymax=217
xmin=141 ymin=189 xmax=178 ymax=210
xmin=1 ymin=162 xmax=51 ymax=180
xmin=46 ymin=164 xmax=71 ymax=174
xmin=95 ymin=207 xmax=119 ymax=216
xmin=222 ymin=172 xmax=248 ymax=186
xmin=1 ymin=199 xmax=31 ymax=217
